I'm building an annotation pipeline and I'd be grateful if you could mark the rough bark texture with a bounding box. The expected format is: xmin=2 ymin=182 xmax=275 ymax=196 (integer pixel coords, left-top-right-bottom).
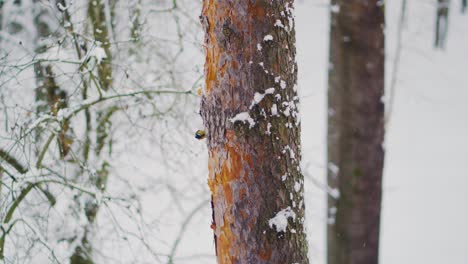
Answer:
xmin=435 ymin=0 xmax=450 ymax=49
xmin=327 ymin=1 xmax=385 ymax=264
xmin=200 ymin=0 xmax=309 ymax=263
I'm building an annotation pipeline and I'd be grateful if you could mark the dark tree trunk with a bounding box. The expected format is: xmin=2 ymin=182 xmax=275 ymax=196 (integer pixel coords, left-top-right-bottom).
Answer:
xmin=327 ymin=1 xmax=385 ymax=264
xmin=435 ymin=0 xmax=450 ymax=48
xmin=463 ymin=0 xmax=467 ymax=13
xmin=200 ymin=0 xmax=309 ymax=263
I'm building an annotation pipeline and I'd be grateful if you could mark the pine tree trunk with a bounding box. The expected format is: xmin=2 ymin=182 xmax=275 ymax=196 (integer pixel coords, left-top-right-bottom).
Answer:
xmin=327 ymin=1 xmax=385 ymax=264
xmin=200 ymin=0 xmax=309 ymax=263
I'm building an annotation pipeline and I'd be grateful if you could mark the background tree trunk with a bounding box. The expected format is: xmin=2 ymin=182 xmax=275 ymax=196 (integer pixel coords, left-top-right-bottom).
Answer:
xmin=69 ymin=1 xmax=115 ymax=263
xmin=327 ymin=1 xmax=385 ymax=264
xmin=200 ymin=0 xmax=309 ymax=263
xmin=435 ymin=0 xmax=450 ymax=48
xmin=88 ymin=0 xmax=112 ymax=91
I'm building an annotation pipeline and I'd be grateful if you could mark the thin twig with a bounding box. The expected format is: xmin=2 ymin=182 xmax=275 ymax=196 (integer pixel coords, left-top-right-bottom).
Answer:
xmin=167 ymin=198 xmax=209 ymax=264
xmin=386 ymin=0 xmax=407 ymax=127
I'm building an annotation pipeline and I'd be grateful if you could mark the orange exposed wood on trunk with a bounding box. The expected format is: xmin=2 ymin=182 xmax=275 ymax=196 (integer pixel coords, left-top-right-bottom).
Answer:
xmin=248 ymin=1 xmax=266 ymax=18
xmin=208 ymin=135 xmax=251 ymax=203
xmin=202 ymin=0 xmax=221 ymax=94
xmin=231 ymin=60 xmax=238 ymax=70
xmin=259 ymin=248 xmax=272 ymax=261
xmin=208 ymin=131 xmax=255 ymax=263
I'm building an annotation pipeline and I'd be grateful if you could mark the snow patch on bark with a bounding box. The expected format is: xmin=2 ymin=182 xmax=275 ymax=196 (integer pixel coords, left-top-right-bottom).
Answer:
xmin=263 ymin=34 xmax=274 ymax=42
xmin=294 ymin=181 xmax=301 ymax=192
xmin=330 ymin=4 xmax=340 ymax=13
xmin=274 ymin=19 xmax=284 ymax=28
xmin=257 ymin=43 xmax=262 ymax=51
xmin=250 ymin=88 xmax=275 ymax=109
xmin=271 ymin=104 xmax=278 ymax=116
xmin=266 ymin=122 xmax=272 ymax=135
xmin=268 ymin=207 xmax=296 ymax=233
xmin=280 ymin=80 xmax=287 ymax=89
xmin=229 ymin=112 xmax=255 ymax=128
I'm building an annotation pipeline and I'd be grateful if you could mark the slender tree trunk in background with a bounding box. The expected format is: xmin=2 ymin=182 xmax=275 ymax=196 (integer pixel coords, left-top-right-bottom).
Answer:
xmin=88 ymin=0 xmax=112 ymax=91
xmin=130 ymin=0 xmax=142 ymax=42
xmin=33 ymin=1 xmax=72 ymax=158
xmin=435 ymin=0 xmax=450 ymax=48
xmin=463 ymin=0 xmax=467 ymax=13
xmin=200 ymin=0 xmax=308 ymax=263
xmin=327 ymin=1 xmax=385 ymax=264
xmin=129 ymin=0 xmax=142 ymax=55
xmin=70 ymin=1 xmax=114 ymax=263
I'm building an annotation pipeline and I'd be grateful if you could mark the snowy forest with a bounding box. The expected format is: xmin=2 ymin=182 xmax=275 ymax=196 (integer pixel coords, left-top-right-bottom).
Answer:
xmin=0 ymin=0 xmax=467 ymax=264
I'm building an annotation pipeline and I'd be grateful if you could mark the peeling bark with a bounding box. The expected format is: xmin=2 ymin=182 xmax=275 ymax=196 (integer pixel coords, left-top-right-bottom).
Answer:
xmin=200 ymin=1 xmax=308 ymax=263
xmin=33 ymin=4 xmax=72 ymax=158
xmin=327 ymin=1 xmax=385 ymax=264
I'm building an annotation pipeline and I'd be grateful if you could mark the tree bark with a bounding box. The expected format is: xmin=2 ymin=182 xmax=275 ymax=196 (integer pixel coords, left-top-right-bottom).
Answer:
xmin=435 ymin=0 xmax=450 ymax=49
xmin=327 ymin=1 xmax=385 ymax=264
xmin=200 ymin=0 xmax=309 ymax=263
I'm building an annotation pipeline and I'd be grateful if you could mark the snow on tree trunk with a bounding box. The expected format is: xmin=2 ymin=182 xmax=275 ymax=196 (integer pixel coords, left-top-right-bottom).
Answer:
xmin=327 ymin=1 xmax=385 ymax=264
xmin=200 ymin=0 xmax=309 ymax=263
